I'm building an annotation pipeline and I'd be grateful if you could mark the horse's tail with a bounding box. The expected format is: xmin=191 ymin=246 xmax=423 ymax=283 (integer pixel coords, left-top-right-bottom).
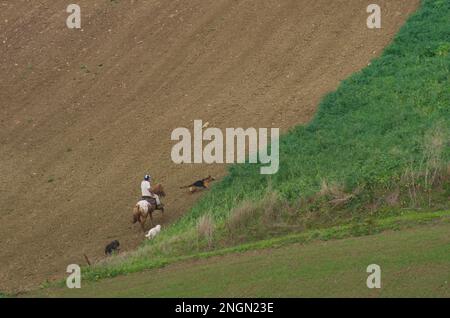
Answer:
xmin=132 ymin=205 xmax=140 ymax=224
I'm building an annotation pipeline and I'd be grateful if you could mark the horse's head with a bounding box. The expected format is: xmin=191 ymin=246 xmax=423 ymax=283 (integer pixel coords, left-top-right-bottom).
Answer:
xmin=152 ymin=183 xmax=166 ymax=197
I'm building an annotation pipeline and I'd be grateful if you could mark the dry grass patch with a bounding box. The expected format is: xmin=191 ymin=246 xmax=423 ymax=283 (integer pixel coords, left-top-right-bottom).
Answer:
xmin=197 ymin=214 xmax=215 ymax=249
xmin=319 ymin=180 xmax=356 ymax=207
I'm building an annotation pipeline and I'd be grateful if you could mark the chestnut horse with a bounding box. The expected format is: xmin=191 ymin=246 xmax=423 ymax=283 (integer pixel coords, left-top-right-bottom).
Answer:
xmin=132 ymin=184 xmax=166 ymax=231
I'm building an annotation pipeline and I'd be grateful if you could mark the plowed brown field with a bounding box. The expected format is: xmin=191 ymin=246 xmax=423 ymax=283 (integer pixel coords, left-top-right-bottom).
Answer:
xmin=0 ymin=0 xmax=419 ymax=292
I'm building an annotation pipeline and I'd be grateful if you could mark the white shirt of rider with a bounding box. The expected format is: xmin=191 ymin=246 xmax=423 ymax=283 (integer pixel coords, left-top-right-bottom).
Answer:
xmin=141 ymin=180 xmax=152 ymax=197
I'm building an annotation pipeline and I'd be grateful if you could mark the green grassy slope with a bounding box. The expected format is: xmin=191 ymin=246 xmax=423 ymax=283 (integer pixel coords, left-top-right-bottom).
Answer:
xmin=30 ymin=219 xmax=450 ymax=297
xmin=33 ymin=0 xmax=450 ymax=286
xmin=181 ymin=0 xmax=450 ymax=223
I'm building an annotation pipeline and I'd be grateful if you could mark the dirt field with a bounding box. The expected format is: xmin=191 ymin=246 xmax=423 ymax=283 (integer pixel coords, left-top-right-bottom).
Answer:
xmin=0 ymin=0 xmax=419 ymax=292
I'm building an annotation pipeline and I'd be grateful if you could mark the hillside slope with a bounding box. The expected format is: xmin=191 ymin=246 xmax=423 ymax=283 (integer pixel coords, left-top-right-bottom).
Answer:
xmin=0 ymin=0 xmax=419 ymax=292
xmin=29 ymin=219 xmax=450 ymax=298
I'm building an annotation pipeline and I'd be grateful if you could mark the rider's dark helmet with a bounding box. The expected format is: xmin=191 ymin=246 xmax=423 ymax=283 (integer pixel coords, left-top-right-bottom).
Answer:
xmin=144 ymin=175 xmax=151 ymax=181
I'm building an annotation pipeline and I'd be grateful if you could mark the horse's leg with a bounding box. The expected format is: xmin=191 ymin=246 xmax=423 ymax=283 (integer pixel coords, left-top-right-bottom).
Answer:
xmin=149 ymin=210 xmax=154 ymax=227
xmin=140 ymin=214 xmax=147 ymax=232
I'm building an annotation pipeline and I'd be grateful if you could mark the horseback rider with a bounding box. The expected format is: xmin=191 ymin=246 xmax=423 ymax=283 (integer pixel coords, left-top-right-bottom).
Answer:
xmin=141 ymin=174 xmax=162 ymax=209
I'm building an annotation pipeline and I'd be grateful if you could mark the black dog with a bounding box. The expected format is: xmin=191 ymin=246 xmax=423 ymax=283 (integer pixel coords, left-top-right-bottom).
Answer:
xmin=105 ymin=240 xmax=120 ymax=256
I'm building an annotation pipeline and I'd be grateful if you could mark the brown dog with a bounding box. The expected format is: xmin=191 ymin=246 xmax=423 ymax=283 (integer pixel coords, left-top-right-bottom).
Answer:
xmin=180 ymin=176 xmax=215 ymax=193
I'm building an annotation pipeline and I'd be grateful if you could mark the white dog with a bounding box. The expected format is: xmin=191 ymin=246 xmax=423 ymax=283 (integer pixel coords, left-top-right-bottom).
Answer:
xmin=145 ymin=224 xmax=161 ymax=240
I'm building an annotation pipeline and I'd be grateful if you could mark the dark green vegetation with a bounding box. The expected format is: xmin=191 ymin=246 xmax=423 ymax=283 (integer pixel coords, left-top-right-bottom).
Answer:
xmin=30 ymin=219 xmax=450 ymax=297
xmin=40 ymin=0 xmax=450 ymax=286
